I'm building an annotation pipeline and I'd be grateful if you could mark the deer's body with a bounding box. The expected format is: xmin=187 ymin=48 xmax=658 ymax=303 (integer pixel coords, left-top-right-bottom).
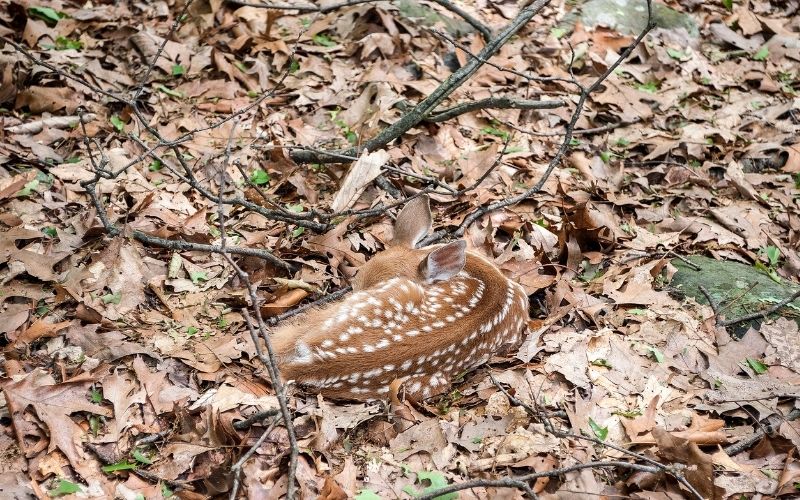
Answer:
xmin=271 ymin=196 xmax=529 ymax=401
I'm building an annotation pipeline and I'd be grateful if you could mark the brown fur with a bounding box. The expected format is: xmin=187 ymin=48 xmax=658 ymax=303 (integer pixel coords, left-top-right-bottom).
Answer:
xmin=270 ymin=196 xmax=530 ymax=401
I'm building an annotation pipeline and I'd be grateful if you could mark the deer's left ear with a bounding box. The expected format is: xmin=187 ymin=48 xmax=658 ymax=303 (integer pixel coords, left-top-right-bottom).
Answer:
xmin=420 ymin=240 xmax=466 ymax=282
xmin=393 ymin=195 xmax=432 ymax=248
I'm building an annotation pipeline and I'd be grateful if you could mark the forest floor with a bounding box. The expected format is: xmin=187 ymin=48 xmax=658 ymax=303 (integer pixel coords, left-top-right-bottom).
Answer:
xmin=1 ymin=0 xmax=799 ymax=498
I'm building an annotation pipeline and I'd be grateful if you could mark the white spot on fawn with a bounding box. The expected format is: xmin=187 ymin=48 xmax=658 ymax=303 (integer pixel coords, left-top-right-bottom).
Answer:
xmin=294 ymin=342 xmax=312 ymax=364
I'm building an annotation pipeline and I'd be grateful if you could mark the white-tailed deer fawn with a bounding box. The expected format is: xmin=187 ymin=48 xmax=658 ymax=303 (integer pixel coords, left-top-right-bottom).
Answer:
xmin=271 ymin=195 xmax=529 ymax=401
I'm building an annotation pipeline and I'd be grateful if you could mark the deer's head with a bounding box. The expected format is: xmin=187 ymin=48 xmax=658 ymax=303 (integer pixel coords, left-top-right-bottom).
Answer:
xmin=351 ymin=195 xmax=467 ymax=291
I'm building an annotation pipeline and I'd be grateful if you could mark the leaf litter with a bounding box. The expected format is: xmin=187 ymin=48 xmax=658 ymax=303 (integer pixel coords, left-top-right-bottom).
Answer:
xmin=0 ymin=0 xmax=799 ymax=498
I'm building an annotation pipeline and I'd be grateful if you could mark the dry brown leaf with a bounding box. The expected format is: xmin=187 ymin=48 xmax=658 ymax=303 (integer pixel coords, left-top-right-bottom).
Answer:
xmin=330 ymin=149 xmax=390 ymax=212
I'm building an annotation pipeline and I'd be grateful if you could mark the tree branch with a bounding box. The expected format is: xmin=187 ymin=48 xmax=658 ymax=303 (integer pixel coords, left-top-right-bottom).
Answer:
xmin=425 ymin=97 xmax=564 ymax=122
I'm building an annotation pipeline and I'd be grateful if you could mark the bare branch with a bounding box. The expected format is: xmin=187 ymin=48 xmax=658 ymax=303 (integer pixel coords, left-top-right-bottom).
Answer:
xmin=215 ymin=125 xmax=299 ymax=497
xmin=425 ymin=97 xmax=564 ymax=122
xmin=429 ymin=0 xmax=492 ymax=41
xmin=700 ymin=284 xmax=800 ymax=327
xmin=226 ymin=0 xmax=375 ymax=13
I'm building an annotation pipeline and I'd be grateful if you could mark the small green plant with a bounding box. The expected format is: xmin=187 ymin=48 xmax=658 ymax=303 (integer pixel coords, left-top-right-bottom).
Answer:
xmin=591 ymin=358 xmax=612 ymax=368
xmin=636 ymin=81 xmax=659 ymax=93
xmin=402 ymin=471 xmax=457 ymax=499
xmin=286 ymin=203 xmax=304 ymax=213
xmin=755 ymin=245 xmax=781 ymax=283
xmin=17 ymin=179 xmax=39 ymax=197
xmin=101 ymin=460 xmax=137 ymax=474
xmin=101 ymin=291 xmax=121 ymax=304
xmin=48 ymin=478 xmax=82 ymax=496
xmin=752 ymin=46 xmax=769 ymax=61
xmin=588 ymin=418 xmax=608 ymax=440
xmin=647 ymin=346 xmax=665 ymax=363
xmin=435 ymin=388 xmax=462 ymax=414
xmin=89 ymin=387 xmax=103 ymax=403
xmin=88 ymin=414 xmax=101 ymax=436
xmin=600 ymin=151 xmax=615 ymax=163
xmin=28 ymin=6 xmax=66 ymax=25
xmin=613 ymin=409 xmax=643 ymax=418
xmin=132 ymin=448 xmax=154 ymax=465
xmin=250 ymin=168 xmax=271 ymax=186
xmin=666 ymin=47 xmax=690 ymax=61
xmin=172 ymin=64 xmax=186 ymax=76
xmin=54 ymin=36 xmax=83 ymax=50
xmin=480 ymin=125 xmax=510 ymax=141
xmin=189 ymin=271 xmax=207 ymax=284
xmin=313 ymin=33 xmax=337 ymax=47
xmin=157 ymin=85 xmax=183 ymax=98
xmin=745 ymin=358 xmax=767 ymax=374
xmin=110 ymin=115 xmax=125 ymax=132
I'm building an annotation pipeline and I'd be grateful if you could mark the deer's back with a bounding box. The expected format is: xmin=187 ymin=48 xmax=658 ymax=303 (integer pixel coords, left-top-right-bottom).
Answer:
xmin=272 ymin=253 xmax=528 ymax=400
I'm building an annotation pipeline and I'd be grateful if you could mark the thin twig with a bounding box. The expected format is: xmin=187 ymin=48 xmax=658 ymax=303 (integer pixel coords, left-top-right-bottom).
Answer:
xmin=227 ymin=0 xmax=386 ymax=13
xmin=507 ymin=116 xmax=642 ymax=137
xmin=620 ymin=251 xmax=701 ymax=271
xmin=425 ymin=97 xmax=564 ymax=122
xmin=233 ymin=409 xmax=281 ymax=430
xmin=230 ymin=417 xmax=279 ymax=499
xmin=429 ymin=0 xmax=492 ymax=41
xmin=215 ymin=122 xmax=299 ymax=498
xmin=418 ymin=460 xmax=674 ymax=500
xmin=267 ymin=286 xmax=353 ymax=325
xmin=699 ymin=284 xmax=800 ymax=327
xmin=724 ymin=408 xmax=800 ymax=456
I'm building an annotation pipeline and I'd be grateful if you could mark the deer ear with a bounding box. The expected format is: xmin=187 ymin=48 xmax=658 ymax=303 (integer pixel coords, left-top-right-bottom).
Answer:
xmin=420 ymin=240 xmax=466 ymax=282
xmin=393 ymin=195 xmax=432 ymax=248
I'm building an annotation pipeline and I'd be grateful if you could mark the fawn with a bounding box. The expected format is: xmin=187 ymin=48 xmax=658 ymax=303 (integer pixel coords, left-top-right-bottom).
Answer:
xmin=271 ymin=195 xmax=529 ymax=402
